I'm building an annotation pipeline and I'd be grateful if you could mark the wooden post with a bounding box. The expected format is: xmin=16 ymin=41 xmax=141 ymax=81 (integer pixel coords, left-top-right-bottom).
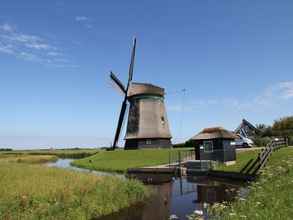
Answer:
xmin=178 ymin=151 xmax=181 ymax=177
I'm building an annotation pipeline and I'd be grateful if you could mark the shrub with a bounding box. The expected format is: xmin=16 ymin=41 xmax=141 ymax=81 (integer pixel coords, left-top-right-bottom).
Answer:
xmin=252 ymin=136 xmax=271 ymax=147
xmin=173 ymin=140 xmax=193 ymax=148
xmin=0 ymin=148 xmax=12 ymax=151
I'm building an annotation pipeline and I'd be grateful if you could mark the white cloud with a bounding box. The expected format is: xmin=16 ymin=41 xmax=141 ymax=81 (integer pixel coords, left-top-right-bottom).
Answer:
xmin=0 ymin=23 xmax=14 ymax=32
xmin=47 ymin=51 xmax=62 ymax=56
xmin=75 ymin=16 xmax=89 ymax=21
xmin=168 ymin=81 xmax=293 ymax=113
xmin=279 ymin=81 xmax=293 ymax=99
xmin=168 ymin=104 xmax=194 ymax=112
xmin=75 ymin=16 xmax=93 ymax=29
xmin=254 ymin=81 xmax=293 ymax=106
xmin=0 ymin=23 xmax=74 ymax=67
xmin=0 ymin=44 xmax=14 ymax=54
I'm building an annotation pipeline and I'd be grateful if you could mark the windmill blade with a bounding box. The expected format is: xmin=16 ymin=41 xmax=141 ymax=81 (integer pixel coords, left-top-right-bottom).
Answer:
xmin=128 ymin=37 xmax=136 ymax=84
xmin=110 ymin=72 xmax=126 ymax=94
xmin=112 ymin=99 xmax=128 ymax=149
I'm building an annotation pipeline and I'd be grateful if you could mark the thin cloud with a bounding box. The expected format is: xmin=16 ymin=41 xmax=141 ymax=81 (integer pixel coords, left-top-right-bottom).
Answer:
xmin=254 ymin=80 xmax=293 ymax=105
xmin=168 ymin=81 xmax=293 ymax=112
xmin=0 ymin=23 xmax=74 ymax=67
xmin=75 ymin=16 xmax=93 ymax=29
xmin=75 ymin=16 xmax=89 ymax=21
xmin=168 ymin=104 xmax=194 ymax=112
xmin=0 ymin=23 xmax=14 ymax=32
xmin=279 ymin=81 xmax=293 ymax=99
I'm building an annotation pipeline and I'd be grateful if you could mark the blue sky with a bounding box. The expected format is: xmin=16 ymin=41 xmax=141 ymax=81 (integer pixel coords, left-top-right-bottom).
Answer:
xmin=0 ymin=0 xmax=292 ymax=149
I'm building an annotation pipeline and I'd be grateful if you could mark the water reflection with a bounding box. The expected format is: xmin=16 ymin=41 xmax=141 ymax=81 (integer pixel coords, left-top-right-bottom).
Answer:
xmin=48 ymin=159 xmax=246 ymax=220
xmin=98 ymin=177 xmax=246 ymax=220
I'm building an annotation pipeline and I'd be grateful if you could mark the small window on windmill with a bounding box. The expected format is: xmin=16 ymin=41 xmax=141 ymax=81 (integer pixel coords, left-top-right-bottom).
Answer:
xmin=161 ymin=116 xmax=165 ymax=125
xmin=146 ymin=140 xmax=152 ymax=145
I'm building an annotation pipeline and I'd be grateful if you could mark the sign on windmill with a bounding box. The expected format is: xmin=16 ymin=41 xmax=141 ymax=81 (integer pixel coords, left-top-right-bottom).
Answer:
xmin=109 ymin=38 xmax=172 ymax=150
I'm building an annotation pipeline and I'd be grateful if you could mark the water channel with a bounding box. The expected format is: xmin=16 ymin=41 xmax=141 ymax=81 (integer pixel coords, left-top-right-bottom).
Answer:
xmin=47 ymin=159 xmax=248 ymax=220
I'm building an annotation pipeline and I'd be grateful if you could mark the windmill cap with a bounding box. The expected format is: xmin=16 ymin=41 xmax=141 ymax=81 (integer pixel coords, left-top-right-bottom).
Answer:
xmin=127 ymin=82 xmax=165 ymax=97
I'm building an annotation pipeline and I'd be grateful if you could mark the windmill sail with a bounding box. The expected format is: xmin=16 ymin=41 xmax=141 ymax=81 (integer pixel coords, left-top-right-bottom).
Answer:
xmin=110 ymin=72 xmax=126 ymax=94
xmin=127 ymin=38 xmax=136 ymax=84
xmin=111 ymin=38 xmax=136 ymax=150
xmin=112 ymin=99 xmax=128 ymax=149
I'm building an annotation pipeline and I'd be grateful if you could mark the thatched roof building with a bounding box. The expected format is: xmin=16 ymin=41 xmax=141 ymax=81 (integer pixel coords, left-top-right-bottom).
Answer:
xmin=190 ymin=127 xmax=237 ymax=163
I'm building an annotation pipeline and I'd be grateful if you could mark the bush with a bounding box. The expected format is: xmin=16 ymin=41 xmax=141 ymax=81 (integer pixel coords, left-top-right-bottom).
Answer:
xmin=173 ymin=140 xmax=193 ymax=148
xmin=272 ymin=116 xmax=293 ymax=137
xmin=252 ymin=136 xmax=271 ymax=147
xmin=0 ymin=148 xmax=12 ymax=151
xmin=173 ymin=143 xmax=186 ymax=148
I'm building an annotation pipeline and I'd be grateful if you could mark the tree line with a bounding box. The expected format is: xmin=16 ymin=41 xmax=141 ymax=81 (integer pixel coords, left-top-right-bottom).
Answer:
xmin=254 ymin=116 xmax=293 ymax=146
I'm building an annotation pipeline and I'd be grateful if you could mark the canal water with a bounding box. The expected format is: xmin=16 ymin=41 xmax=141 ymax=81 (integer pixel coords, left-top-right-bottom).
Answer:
xmin=47 ymin=159 xmax=248 ymax=220
xmin=47 ymin=159 xmax=123 ymax=178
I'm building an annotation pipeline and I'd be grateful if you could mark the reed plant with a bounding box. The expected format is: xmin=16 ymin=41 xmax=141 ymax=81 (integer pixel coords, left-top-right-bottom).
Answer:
xmin=0 ymin=162 xmax=149 ymax=220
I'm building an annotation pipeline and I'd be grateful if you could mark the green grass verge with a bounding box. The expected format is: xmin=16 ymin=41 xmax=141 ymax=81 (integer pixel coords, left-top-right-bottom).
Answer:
xmin=215 ymin=149 xmax=259 ymax=172
xmin=0 ymin=162 xmax=149 ymax=220
xmin=194 ymin=147 xmax=293 ymax=220
xmin=72 ymin=148 xmax=192 ymax=173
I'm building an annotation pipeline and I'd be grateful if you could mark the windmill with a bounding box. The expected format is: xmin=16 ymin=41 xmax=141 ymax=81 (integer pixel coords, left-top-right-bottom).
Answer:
xmin=110 ymin=38 xmax=172 ymax=150
xmin=234 ymin=119 xmax=258 ymax=147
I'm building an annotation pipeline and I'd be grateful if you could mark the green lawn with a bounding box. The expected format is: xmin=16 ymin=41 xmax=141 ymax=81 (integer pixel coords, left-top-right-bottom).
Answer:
xmin=0 ymin=162 xmax=149 ymax=220
xmin=194 ymin=147 xmax=293 ymax=220
xmin=72 ymin=148 xmax=191 ymax=173
xmin=215 ymin=149 xmax=259 ymax=172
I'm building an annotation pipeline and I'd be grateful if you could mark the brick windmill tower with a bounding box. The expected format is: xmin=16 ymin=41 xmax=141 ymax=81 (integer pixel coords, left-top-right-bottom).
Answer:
xmin=109 ymin=38 xmax=172 ymax=150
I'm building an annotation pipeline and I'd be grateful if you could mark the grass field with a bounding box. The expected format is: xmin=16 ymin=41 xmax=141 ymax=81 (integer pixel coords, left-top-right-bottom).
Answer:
xmin=215 ymin=149 xmax=260 ymax=172
xmin=193 ymin=147 xmax=293 ymax=220
xmin=0 ymin=162 xmax=149 ymax=220
xmin=0 ymin=148 xmax=99 ymax=159
xmin=72 ymin=148 xmax=191 ymax=173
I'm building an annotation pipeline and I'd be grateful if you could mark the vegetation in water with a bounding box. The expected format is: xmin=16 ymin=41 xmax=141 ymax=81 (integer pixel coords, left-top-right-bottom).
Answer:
xmin=189 ymin=147 xmax=293 ymax=220
xmin=0 ymin=162 xmax=149 ymax=220
xmin=72 ymin=148 xmax=191 ymax=173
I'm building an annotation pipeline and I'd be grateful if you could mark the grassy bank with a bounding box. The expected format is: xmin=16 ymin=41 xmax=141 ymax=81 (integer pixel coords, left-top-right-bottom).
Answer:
xmin=193 ymin=147 xmax=293 ymax=220
xmin=215 ymin=149 xmax=259 ymax=172
xmin=72 ymin=149 xmax=189 ymax=173
xmin=0 ymin=148 xmax=98 ymax=159
xmin=0 ymin=162 xmax=149 ymax=220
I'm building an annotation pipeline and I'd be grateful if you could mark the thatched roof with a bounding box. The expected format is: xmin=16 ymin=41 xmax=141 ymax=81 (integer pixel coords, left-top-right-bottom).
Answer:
xmin=127 ymin=82 xmax=165 ymax=98
xmin=191 ymin=127 xmax=238 ymax=140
